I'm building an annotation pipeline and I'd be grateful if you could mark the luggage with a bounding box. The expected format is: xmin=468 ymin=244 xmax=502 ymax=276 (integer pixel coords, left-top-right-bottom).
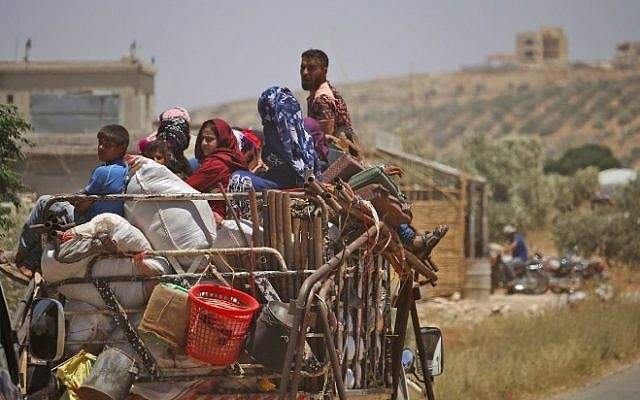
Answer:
xmin=355 ymin=184 xmax=412 ymax=228
xmin=125 ymin=158 xmax=217 ymax=270
xmin=139 ymin=283 xmax=189 ymax=349
xmin=348 ymin=166 xmax=408 ymax=203
xmin=322 ymin=152 xmax=365 ymax=183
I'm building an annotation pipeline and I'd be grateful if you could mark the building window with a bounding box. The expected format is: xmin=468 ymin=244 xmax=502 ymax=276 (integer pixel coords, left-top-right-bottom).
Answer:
xmin=29 ymin=92 xmax=120 ymax=133
xmin=6 ymin=94 xmax=13 ymax=104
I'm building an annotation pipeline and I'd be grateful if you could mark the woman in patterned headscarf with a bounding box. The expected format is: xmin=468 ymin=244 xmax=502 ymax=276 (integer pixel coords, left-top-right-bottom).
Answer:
xmin=258 ymin=86 xmax=322 ymax=187
xmin=156 ymin=116 xmax=192 ymax=178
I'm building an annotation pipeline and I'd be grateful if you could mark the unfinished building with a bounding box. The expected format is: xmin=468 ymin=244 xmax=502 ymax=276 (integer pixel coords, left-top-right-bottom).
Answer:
xmin=615 ymin=41 xmax=640 ymax=66
xmin=516 ymin=27 xmax=568 ymax=65
xmin=0 ymin=58 xmax=155 ymax=194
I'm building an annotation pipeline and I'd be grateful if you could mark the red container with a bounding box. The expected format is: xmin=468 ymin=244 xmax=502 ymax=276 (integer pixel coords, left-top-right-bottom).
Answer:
xmin=186 ymin=284 xmax=260 ymax=365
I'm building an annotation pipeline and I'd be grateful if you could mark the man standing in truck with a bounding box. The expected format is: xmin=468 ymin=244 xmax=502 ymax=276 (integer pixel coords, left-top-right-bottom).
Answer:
xmin=300 ymin=48 xmax=361 ymax=158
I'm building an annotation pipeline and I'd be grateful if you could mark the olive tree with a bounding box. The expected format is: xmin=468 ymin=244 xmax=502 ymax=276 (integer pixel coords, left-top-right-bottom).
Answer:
xmin=0 ymin=104 xmax=31 ymax=234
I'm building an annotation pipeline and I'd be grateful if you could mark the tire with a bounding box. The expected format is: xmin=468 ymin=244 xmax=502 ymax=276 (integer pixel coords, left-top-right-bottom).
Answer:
xmin=527 ymin=271 xmax=549 ymax=295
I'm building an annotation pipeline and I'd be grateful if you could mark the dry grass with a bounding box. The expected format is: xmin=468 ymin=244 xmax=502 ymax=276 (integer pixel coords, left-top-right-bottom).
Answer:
xmin=0 ymin=201 xmax=32 ymax=315
xmin=433 ymin=292 xmax=640 ymax=399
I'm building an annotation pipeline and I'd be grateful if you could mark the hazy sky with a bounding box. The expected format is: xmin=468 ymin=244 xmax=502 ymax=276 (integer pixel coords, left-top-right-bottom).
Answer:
xmin=2 ymin=0 xmax=640 ymax=113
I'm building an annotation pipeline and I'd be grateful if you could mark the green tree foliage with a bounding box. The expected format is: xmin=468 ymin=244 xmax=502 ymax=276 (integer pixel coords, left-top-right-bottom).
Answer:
xmin=548 ymin=167 xmax=600 ymax=213
xmin=462 ymin=135 xmax=551 ymax=239
xmin=553 ymin=178 xmax=640 ymax=266
xmin=544 ymin=144 xmax=622 ymax=175
xmin=0 ymin=104 xmax=31 ymax=233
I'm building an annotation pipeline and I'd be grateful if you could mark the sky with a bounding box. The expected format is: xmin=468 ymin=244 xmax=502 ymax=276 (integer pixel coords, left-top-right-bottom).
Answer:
xmin=2 ymin=0 xmax=640 ymax=113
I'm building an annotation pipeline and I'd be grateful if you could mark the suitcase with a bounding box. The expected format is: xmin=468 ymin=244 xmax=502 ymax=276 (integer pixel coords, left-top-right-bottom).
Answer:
xmin=355 ymin=184 xmax=412 ymax=228
xmin=348 ymin=166 xmax=408 ymax=203
xmin=322 ymin=151 xmax=365 ymax=183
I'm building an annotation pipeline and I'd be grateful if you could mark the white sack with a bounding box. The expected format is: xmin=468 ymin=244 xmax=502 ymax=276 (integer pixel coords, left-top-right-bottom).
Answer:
xmin=70 ymin=213 xmax=152 ymax=254
xmin=125 ymin=159 xmax=217 ymax=269
xmin=64 ymin=300 xmax=114 ymax=355
xmin=43 ymin=250 xmax=171 ymax=309
xmin=41 ymin=214 xmax=153 ymax=283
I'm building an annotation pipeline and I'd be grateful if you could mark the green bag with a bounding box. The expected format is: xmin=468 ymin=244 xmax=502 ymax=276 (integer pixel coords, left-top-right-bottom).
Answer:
xmin=348 ymin=166 xmax=408 ymax=203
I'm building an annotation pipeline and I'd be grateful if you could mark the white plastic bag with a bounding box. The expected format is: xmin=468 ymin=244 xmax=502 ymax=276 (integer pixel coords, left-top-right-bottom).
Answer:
xmin=125 ymin=159 xmax=217 ymax=270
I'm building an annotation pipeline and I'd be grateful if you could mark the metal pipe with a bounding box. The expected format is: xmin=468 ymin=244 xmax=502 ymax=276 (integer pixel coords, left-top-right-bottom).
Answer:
xmin=391 ymin=277 xmax=413 ymax=400
xmin=48 ymin=269 xmax=316 ymax=289
xmin=145 ymin=247 xmax=288 ymax=272
xmin=278 ymin=225 xmax=379 ymax=398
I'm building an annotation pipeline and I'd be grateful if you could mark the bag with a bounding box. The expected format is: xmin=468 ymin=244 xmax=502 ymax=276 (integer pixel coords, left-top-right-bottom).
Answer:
xmin=348 ymin=166 xmax=408 ymax=203
xmin=138 ymin=283 xmax=189 ymax=349
xmin=322 ymin=152 xmax=364 ymax=183
xmin=43 ymin=248 xmax=171 ymax=309
xmin=355 ymin=184 xmax=412 ymax=228
xmin=125 ymin=159 xmax=217 ymax=270
xmin=56 ymin=213 xmax=152 ymax=264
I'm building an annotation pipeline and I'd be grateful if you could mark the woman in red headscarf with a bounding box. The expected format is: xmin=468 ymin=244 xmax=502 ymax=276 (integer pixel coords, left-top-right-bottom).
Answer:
xmin=186 ymin=118 xmax=248 ymax=218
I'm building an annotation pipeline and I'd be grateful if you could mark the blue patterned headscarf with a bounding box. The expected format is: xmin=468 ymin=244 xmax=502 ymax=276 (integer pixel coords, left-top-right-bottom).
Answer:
xmin=258 ymin=86 xmax=321 ymax=181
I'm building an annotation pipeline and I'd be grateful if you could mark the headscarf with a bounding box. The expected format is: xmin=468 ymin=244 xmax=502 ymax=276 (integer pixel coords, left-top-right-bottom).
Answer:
xmin=157 ymin=117 xmax=192 ymax=177
xmin=159 ymin=106 xmax=191 ymax=124
xmin=138 ymin=106 xmax=191 ymax=154
xmin=258 ymin=86 xmax=321 ymax=181
xmin=303 ymin=117 xmax=328 ymax=162
xmin=188 ymin=119 xmax=247 ymax=216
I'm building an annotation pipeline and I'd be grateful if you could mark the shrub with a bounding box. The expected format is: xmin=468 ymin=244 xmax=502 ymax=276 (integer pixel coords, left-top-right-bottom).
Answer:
xmin=544 ymin=144 xmax=622 ymax=175
xmin=553 ymin=178 xmax=640 ymax=266
xmin=0 ymin=104 xmax=31 ymax=235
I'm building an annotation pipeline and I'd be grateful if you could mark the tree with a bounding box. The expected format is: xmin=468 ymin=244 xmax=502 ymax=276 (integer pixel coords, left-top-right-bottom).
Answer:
xmin=553 ymin=177 xmax=640 ymax=267
xmin=544 ymin=144 xmax=622 ymax=175
xmin=461 ymin=134 xmax=552 ymax=239
xmin=0 ymin=104 xmax=31 ymax=234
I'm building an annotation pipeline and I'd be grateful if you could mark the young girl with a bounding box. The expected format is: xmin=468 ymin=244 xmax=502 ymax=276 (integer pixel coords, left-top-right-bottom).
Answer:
xmin=141 ymin=139 xmax=170 ymax=166
xmin=186 ymin=118 xmax=247 ymax=218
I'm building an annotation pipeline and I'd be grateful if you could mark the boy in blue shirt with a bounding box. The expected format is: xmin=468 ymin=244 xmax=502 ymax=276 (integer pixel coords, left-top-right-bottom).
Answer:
xmin=16 ymin=125 xmax=130 ymax=278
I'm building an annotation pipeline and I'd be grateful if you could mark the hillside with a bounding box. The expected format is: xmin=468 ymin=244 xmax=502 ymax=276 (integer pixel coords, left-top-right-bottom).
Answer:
xmin=192 ymin=66 xmax=640 ymax=166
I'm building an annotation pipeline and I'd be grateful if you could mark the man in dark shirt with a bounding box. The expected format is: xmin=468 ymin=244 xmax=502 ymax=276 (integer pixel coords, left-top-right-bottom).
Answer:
xmin=503 ymin=225 xmax=529 ymax=262
xmin=300 ymin=48 xmax=361 ymax=157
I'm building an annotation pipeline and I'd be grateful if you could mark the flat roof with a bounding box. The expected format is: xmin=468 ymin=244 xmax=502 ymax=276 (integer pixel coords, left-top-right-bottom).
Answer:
xmin=0 ymin=58 xmax=156 ymax=76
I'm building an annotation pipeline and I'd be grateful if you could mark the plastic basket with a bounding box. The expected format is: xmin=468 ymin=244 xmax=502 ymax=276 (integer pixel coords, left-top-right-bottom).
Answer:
xmin=186 ymin=284 xmax=260 ymax=365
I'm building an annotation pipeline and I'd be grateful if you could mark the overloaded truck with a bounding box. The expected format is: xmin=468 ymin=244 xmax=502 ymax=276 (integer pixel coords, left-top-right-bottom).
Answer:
xmin=0 ymin=156 xmax=447 ymax=400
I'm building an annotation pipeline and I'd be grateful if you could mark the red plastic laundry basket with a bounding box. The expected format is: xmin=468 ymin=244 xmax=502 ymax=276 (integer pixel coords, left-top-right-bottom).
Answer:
xmin=186 ymin=284 xmax=260 ymax=365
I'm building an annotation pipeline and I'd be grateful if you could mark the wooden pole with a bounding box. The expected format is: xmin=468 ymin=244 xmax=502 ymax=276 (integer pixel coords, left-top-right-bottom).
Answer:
xmin=283 ymin=192 xmax=293 ymax=268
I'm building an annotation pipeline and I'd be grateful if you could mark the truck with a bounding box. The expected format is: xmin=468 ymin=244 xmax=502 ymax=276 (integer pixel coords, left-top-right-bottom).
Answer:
xmin=0 ymin=178 xmax=446 ymax=400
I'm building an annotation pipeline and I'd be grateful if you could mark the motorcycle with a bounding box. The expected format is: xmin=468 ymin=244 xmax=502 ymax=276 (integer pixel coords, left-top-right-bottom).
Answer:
xmin=489 ymin=245 xmax=549 ymax=295
xmin=544 ymin=253 xmax=607 ymax=294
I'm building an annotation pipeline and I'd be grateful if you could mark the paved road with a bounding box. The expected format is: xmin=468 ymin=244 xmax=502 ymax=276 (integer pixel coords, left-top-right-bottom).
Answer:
xmin=553 ymin=362 xmax=640 ymax=400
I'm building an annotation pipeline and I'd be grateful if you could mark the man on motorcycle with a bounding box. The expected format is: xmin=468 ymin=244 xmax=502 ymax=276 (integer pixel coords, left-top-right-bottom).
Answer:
xmin=503 ymin=225 xmax=528 ymax=262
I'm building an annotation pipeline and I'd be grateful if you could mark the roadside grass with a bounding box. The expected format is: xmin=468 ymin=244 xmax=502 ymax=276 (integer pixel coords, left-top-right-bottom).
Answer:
xmin=433 ymin=294 xmax=640 ymax=400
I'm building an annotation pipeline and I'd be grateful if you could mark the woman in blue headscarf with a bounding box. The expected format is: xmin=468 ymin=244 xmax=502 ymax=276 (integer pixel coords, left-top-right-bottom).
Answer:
xmin=257 ymin=86 xmax=322 ymax=187
xmin=227 ymin=86 xmax=321 ymax=218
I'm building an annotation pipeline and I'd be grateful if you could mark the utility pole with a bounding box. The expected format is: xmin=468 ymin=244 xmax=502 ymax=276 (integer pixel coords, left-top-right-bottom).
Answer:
xmin=24 ymin=37 xmax=32 ymax=62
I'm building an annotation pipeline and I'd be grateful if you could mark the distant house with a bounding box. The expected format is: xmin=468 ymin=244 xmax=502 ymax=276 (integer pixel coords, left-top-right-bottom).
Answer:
xmin=615 ymin=41 xmax=640 ymax=66
xmin=0 ymin=58 xmax=155 ymax=194
xmin=516 ymin=27 xmax=568 ymax=66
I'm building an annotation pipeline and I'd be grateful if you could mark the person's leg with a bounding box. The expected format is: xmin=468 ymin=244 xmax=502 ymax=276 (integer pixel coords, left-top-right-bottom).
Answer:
xmin=16 ymin=195 xmax=74 ymax=277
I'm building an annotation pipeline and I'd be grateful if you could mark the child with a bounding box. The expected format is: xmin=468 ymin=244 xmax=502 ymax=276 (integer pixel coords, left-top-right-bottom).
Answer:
xmin=186 ymin=118 xmax=248 ymax=219
xmin=142 ymin=139 xmax=170 ymax=166
xmin=15 ymin=125 xmax=130 ymax=278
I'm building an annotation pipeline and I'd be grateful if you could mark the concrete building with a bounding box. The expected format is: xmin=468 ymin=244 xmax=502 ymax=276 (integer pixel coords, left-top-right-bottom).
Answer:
xmin=0 ymin=57 xmax=155 ymax=194
xmin=516 ymin=27 xmax=568 ymax=65
xmin=615 ymin=41 xmax=640 ymax=66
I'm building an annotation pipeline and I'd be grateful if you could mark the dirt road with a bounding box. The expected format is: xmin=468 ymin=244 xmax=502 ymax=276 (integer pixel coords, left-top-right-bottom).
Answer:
xmin=551 ymin=362 xmax=640 ymax=400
